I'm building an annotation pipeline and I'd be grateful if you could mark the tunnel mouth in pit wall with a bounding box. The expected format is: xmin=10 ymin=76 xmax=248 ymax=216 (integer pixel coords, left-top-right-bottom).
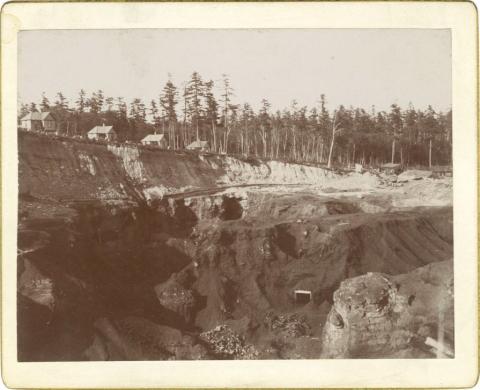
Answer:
xmin=294 ymin=290 xmax=312 ymax=304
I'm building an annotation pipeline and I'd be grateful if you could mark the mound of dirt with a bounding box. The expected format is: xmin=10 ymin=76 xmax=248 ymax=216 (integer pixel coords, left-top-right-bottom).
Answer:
xmin=393 ymin=179 xmax=452 ymax=207
xmin=398 ymin=169 xmax=433 ymax=182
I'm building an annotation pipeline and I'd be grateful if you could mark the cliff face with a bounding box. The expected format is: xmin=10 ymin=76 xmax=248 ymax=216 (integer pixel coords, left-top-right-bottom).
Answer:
xmin=19 ymin=132 xmax=338 ymax=203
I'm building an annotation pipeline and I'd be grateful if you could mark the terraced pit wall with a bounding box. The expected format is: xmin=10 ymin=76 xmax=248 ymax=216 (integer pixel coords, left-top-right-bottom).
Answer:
xmin=19 ymin=131 xmax=338 ymax=203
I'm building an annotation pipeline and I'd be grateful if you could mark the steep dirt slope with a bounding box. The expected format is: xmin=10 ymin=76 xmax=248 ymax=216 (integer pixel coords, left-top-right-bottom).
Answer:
xmin=19 ymin=132 xmax=339 ymax=203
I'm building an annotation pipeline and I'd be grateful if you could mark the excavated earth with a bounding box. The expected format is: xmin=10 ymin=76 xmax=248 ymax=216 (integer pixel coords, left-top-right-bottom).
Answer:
xmin=17 ymin=132 xmax=453 ymax=360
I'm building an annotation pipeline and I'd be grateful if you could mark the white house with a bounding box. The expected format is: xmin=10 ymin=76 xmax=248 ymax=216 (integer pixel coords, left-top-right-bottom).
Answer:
xmin=87 ymin=125 xmax=117 ymax=141
xmin=20 ymin=112 xmax=57 ymax=133
xmin=141 ymin=133 xmax=168 ymax=148
xmin=186 ymin=140 xmax=209 ymax=152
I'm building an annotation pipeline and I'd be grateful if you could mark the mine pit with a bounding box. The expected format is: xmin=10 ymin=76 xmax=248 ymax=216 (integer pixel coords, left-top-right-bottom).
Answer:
xmin=17 ymin=132 xmax=454 ymax=361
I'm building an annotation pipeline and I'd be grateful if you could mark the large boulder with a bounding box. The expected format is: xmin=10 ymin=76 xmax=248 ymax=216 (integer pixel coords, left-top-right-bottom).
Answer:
xmin=321 ymin=261 xmax=454 ymax=358
xmin=321 ymin=272 xmax=409 ymax=358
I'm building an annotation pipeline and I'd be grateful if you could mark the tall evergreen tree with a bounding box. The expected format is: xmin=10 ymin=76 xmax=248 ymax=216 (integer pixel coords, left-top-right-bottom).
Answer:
xmin=76 ymin=89 xmax=87 ymax=113
xmin=40 ymin=92 xmax=50 ymax=112
xmin=160 ymin=79 xmax=178 ymax=148
xmin=388 ymin=103 xmax=403 ymax=163
xmin=185 ymin=72 xmax=204 ymax=142
xmin=204 ymin=80 xmax=218 ymax=151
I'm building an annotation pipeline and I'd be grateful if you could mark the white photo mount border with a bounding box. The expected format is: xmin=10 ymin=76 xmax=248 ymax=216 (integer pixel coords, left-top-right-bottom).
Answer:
xmin=1 ymin=2 xmax=478 ymax=388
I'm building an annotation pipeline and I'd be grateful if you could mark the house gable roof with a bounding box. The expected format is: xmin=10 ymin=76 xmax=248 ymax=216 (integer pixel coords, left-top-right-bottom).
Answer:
xmin=88 ymin=125 xmax=115 ymax=134
xmin=142 ymin=134 xmax=166 ymax=142
xmin=41 ymin=112 xmax=55 ymax=121
xmin=21 ymin=111 xmax=55 ymax=121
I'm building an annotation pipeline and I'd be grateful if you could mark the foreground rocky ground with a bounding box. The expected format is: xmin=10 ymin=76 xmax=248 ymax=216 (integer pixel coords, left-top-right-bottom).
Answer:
xmin=17 ymin=132 xmax=453 ymax=360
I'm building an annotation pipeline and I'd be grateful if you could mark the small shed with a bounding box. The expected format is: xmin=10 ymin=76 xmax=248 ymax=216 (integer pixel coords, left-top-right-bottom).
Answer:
xmin=20 ymin=112 xmax=57 ymax=133
xmin=431 ymin=165 xmax=453 ymax=178
xmin=141 ymin=133 xmax=168 ymax=148
xmin=186 ymin=140 xmax=209 ymax=152
xmin=380 ymin=163 xmax=402 ymax=175
xmin=87 ymin=125 xmax=117 ymax=142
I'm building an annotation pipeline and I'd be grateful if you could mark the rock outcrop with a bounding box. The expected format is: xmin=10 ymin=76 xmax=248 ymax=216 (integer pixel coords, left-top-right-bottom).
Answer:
xmin=322 ymin=261 xmax=454 ymax=358
xmin=322 ymin=272 xmax=408 ymax=358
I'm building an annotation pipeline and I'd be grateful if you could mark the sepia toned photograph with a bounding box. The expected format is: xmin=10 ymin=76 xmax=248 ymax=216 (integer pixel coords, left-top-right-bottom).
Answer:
xmin=15 ymin=27 xmax=456 ymax=362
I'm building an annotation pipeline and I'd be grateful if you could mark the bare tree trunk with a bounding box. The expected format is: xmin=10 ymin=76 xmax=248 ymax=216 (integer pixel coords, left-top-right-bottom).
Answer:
xmin=327 ymin=133 xmax=335 ymax=168
xmin=429 ymin=138 xmax=432 ymax=168
xmin=327 ymin=112 xmax=339 ymax=169
xmin=292 ymin=128 xmax=296 ymax=161
xmin=391 ymin=139 xmax=396 ymax=163
xmin=196 ymin=118 xmax=199 ymax=142
xmin=211 ymin=120 xmax=216 ymax=153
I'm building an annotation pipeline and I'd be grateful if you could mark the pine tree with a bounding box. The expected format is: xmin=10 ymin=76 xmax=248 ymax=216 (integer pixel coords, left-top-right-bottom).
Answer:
xmin=29 ymin=102 xmax=38 ymax=112
xmin=160 ymin=79 xmax=178 ymax=148
xmin=88 ymin=92 xmax=100 ymax=114
xmin=76 ymin=89 xmax=87 ymax=113
xmin=422 ymin=105 xmax=438 ymax=167
xmin=258 ymin=99 xmax=271 ymax=157
xmin=130 ymin=98 xmax=145 ymax=121
xmin=204 ymin=80 xmax=218 ymax=151
xmin=54 ymin=92 xmax=68 ymax=110
xmin=388 ymin=104 xmax=403 ymax=163
xmin=240 ymin=103 xmax=254 ymax=156
xmin=105 ymin=97 xmax=114 ymax=112
xmin=149 ymin=100 xmax=161 ymax=130
xmin=96 ymin=90 xmax=105 ymax=112
xmin=116 ymin=97 xmax=127 ymax=118
xmin=185 ymin=72 xmax=204 ymax=142
xmin=19 ymin=103 xmax=30 ymax=118
xmin=40 ymin=92 xmax=50 ymax=112
xmin=219 ymin=75 xmax=234 ymax=153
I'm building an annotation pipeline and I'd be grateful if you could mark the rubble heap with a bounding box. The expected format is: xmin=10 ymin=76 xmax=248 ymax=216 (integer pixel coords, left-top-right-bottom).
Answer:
xmin=200 ymin=325 xmax=259 ymax=359
xmin=264 ymin=312 xmax=311 ymax=338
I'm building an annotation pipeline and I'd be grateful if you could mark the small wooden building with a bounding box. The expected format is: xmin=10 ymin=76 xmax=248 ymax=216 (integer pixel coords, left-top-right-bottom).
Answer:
xmin=20 ymin=112 xmax=57 ymax=133
xmin=380 ymin=163 xmax=403 ymax=175
xmin=431 ymin=165 xmax=453 ymax=178
xmin=186 ymin=140 xmax=209 ymax=152
xmin=141 ymin=133 xmax=168 ymax=148
xmin=87 ymin=125 xmax=117 ymax=142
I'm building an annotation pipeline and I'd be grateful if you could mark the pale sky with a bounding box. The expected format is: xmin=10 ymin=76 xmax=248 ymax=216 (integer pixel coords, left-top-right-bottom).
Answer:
xmin=18 ymin=29 xmax=451 ymax=113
